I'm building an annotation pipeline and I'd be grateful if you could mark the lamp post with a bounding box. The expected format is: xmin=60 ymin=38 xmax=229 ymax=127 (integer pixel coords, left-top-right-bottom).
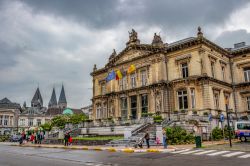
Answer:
xmin=225 ymin=98 xmax=232 ymax=148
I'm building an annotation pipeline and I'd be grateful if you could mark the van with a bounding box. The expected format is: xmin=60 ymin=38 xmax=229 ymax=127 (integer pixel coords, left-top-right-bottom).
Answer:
xmin=235 ymin=121 xmax=250 ymax=142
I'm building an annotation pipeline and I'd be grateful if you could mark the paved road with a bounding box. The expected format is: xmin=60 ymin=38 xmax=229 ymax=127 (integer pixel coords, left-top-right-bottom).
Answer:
xmin=0 ymin=144 xmax=249 ymax=166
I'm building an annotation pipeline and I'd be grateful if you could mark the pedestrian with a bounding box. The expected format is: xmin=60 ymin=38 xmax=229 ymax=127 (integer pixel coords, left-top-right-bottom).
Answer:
xmin=64 ymin=133 xmax=70 ymax=146
xmin=162 ymin=129 xmax=168 ymax=149
xmin=144 ymin=131 xmax=150 ymax=149
xmin=30 ymin=133 xmax=35 ymax=144
xmin=156 ymin=137 xmax=160 ymax=145
xmin=69 ymin=135 xmax=73 ymax=146
xmin=37 ymin=132 xmax=42 ymax=144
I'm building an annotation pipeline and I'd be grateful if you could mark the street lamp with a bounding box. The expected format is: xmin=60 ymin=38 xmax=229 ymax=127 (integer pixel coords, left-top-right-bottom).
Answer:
xmin=225 ymin=98 xmax=232 ymax=148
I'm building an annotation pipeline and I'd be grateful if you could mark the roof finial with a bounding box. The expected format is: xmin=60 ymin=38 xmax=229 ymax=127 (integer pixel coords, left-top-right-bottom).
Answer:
xmin=197 ymin=26 xmax=203 ymax=38
xmin=93 ymin=64 xmax=97 ymax=71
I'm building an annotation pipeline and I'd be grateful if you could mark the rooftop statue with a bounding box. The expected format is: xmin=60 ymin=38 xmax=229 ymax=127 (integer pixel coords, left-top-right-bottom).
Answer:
xmin=126 ymin=29 xmax=140 ymax=46
xmin=152 ymin=33 xmax=163 ymax=46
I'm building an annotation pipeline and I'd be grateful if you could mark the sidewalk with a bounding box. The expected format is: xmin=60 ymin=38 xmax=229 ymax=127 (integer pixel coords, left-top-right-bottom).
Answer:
xmin=2 ymin=140 xmax=238 ymax=153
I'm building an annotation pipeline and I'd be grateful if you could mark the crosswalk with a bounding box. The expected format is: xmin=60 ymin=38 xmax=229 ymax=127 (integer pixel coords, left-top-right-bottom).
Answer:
xmin=170 ymin=149 xmax=250 ymax=159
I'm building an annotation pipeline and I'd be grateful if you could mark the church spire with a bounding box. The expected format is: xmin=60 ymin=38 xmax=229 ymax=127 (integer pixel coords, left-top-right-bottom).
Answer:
xmin=31 ymin=87 xmax=43 ymax=108
xmin=58 ymin=84 xmax=67 ymax=109
xmin=48 ymin=87 xmax=57 ymax=108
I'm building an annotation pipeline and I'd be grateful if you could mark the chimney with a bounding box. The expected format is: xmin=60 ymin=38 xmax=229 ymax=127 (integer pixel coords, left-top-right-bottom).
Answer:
xmin=234 ymin=42 xmax=245 ymax=48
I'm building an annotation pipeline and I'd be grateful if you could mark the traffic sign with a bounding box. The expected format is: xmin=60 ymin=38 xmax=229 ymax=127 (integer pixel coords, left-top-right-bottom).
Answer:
xmin=208 ymin=113 xmax=212 ymax=121
xmin=220 ymin=114 xmax=224 ymax=122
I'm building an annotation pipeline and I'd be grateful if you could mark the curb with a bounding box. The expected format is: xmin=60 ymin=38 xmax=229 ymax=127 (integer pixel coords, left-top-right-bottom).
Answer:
xmin=10 ymin=144 xmax=176 ymax=153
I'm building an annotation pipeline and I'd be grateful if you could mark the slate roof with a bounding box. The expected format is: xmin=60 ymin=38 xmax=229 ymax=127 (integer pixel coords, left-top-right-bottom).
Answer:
xmin=0 ymin=97 xmax=21 ymax=109
xmin=58 ymin=85 xmax=67 ymax=104
xmin=31 ymin=87 xmax=43 ymax=107
xmin=48 ymin=87 xmax=57 ymax=108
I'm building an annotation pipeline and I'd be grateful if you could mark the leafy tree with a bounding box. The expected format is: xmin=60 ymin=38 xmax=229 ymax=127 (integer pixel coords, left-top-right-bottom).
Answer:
xmin=69 ymin=114 xmax=87 ymax=124
xmin=51 ymin=115 xmax=68 ymax=129
xmin=40 ymin=123 xmax=52 ymax=131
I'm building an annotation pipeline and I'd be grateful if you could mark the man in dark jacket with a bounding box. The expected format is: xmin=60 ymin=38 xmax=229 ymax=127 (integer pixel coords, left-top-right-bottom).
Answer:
xmin=144 ymin=131 xmax=150 ymax=149
xmin=64 ymin=133 xmax=70 ymax=146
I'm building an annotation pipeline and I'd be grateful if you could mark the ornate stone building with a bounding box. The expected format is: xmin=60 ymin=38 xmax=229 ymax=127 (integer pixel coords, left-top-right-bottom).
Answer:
xmin=91 ymin=27 xmax=250 ymax=123
xmin=0 ymin=98 xmax=21 ymax=135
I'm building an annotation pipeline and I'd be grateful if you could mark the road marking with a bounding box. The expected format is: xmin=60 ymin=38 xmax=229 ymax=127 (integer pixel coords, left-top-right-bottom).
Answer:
xmin=238 ymin=154 xmax=250 ymax=158
xmin=222 ymin=152 xmax=245 ymax=157
xmin=194 ymin=150 xmax=217 ymax=155
xmin=207 ymin=151 xmax=230 ymax=156
xmin=180 ymin=149 xmax=204 ymax=154
xmin=171 ymin=149 xmax=191 ymax=154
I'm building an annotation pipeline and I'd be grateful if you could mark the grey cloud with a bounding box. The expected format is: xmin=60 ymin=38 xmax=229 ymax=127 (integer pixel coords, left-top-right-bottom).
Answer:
xmin=215 ymin=29 xmax=250 ymax=48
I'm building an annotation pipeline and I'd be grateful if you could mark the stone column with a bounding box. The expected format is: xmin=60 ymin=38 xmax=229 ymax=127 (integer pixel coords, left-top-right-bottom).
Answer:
xmin=127 ymin=96 xmax=131 ymax=119
xmin=199 ymin=49 xmax=208 ymax=76
xmin=137 ymin=94 xmax=141 ymax=119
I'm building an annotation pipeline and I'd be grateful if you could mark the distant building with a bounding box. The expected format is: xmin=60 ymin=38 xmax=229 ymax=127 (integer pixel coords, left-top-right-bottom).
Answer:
xmin=81 ymin=105 xmax=93 ymax=119
xmin=0 ymin=98 xmax=21 ymax=135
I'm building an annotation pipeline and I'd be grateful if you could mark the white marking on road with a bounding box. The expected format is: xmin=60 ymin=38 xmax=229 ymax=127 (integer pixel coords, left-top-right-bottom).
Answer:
xmin=194 ymin=150 xmax=217 ymax=155
xmin=222 ymin=152 xmax=245 ymax=157
xmin=171 ymin=149 xmax=191 ymax=154
xmin=238 ymin=154 xmax=250 ymax=159
xmin=207 ymin=151 xmax=230 ymax=156
xmin=180 ymin=149 xmax=204 ymax=154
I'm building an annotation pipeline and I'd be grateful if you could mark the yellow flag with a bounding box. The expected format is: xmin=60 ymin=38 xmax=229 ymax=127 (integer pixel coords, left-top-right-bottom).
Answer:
xmin=127 ymin=65 xmax=136 ymax=74
xmin=116 ymin=70 xmax=123 ymax=80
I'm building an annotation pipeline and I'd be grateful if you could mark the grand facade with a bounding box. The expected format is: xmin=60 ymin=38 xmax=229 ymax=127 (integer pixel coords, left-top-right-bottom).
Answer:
xmin=91 ymin=27 xmax=250 ymax=123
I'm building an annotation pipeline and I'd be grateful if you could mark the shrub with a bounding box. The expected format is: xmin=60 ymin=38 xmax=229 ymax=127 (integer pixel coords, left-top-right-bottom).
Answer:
xmin=212 ymin=127 xmax=223 ymax=140
xmin=153 ymin=115 xmax=163 ymax=124
xmin=224 ymin=125 xmax=235 ymax=139
xmin=164 ymin=126 xmax=195 ymax=145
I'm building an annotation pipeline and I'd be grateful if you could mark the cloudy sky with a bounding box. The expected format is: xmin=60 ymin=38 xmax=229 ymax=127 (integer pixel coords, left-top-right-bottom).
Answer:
xmin=1 ymin=0 xmax=250 ymax=108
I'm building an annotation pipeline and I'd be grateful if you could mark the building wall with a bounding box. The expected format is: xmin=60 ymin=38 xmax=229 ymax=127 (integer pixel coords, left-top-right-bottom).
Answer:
xmin=0 ymin=108 xmax=19 ymax=135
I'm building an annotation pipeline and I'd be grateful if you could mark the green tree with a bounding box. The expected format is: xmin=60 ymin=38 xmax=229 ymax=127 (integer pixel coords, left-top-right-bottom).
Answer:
xmin=40 ymin=123 xmax=52 ymax=131
xmin=51 ymin=115 xmax=68 ymax=129
xmin=69 ymin=114 xmax=87 ymax=124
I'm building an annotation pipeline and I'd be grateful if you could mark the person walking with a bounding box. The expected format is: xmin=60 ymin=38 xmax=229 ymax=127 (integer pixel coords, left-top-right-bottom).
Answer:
xmin=162 ymin=129 xmax=168 ymax=149
xmin=69 ymin=135 xmax=73 ymax=146
xmin=64 ymin=133 xmax=70 ymax=146
xmin=144 ymin=131 xmax=150 ymax=149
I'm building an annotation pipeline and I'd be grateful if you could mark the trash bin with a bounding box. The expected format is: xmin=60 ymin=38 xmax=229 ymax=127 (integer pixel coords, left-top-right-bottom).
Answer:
xmin=195 ymin=136 xmax=202 ymax=148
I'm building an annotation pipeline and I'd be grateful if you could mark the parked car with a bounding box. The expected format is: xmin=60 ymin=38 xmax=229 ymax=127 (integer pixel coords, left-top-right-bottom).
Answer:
xmin=9 ymin=135 xmax=22 ymax=142
xmin=235 ymin=121 xmax=250 ymax=142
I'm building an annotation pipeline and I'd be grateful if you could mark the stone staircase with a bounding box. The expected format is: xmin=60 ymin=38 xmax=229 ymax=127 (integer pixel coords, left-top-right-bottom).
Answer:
xmin=107 ymin=123 xmax=159 ymax=147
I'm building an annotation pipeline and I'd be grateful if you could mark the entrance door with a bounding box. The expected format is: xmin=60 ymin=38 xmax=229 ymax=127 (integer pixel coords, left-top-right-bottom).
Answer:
xmin=130 ymin=96 xmax=137 ymax=119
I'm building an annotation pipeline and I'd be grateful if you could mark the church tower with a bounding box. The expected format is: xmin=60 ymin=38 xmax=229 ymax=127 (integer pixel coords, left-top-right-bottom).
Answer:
xmin=58 ymin=84 xmax=67 ymax=109
xmin=31 ymin=87 xmax=43 ymax=108
xmin=48 ymin=87 xmax=57 ymax=108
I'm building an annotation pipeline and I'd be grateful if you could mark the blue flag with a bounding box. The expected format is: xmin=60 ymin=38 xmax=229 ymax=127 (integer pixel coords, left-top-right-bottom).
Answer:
xmin=106 ymin=70 xmax=116 ymax=82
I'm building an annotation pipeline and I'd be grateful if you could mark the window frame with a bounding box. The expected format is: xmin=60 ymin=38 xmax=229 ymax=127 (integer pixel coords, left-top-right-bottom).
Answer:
xmin=213 ymin=92 xmax=220 ymax=109
xmin=130 ymin=73 xmax=136 ymax=88
xmin=211 ymin=61 xmax=215 ymax=78
xmin=181 ymin=62 xmax=189 ymax=78
xmin=247 ymin=96 xmax=250 ymax=111
xmin=141 ymin=70 xmax=147 ymax=86
xmin=244 ymin=68 xmax=250 ymax=82
xmin=177 ymin=90 xmax=188 ymax=110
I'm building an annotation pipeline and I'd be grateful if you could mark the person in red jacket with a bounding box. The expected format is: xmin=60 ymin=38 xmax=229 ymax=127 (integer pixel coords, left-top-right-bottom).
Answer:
xmin=69 ymin=136 xmax=73 ymax=146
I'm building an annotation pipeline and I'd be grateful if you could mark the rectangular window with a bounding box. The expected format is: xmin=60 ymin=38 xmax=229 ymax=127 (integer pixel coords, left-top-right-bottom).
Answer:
xmin=0 ymin=115 xmax=2 ymax=125
xmin=10 ymin=116 xmax=13 ymax=126
xmin=4 ymin=115 xmax=9 ymax=126
xmin=28 ymin=119 xmax=33 ymax=126
xmin=244 ymin=67 xmax=250 ymax=82
xmin=221 ymin=66 xmax=225 ymax=81
xmin=190 ymin=89 xmax=196 ymax=109
xmin=141 ymin=70 xmax=147 ymax=86
xmin=247 ymin=97 xmax=250 ymax=111
xmin=20 ymin=119 xmax=25 ymax=126
xmin=120 ymin=98 xmax=128 ymax=118
xmin=130 ymin=96 xmax=137 ymax=119
xmin=96 ymin=105 xmax=102 ymax=119
xmin=130 ymin=73 xmax=136 ymax=88
xmin=214 ymin=92 xmax=220 ymax=109
xmin=181 ymin=63 xmax=189 ymax=78
xmin=141 ymin=95 xmax=148 ymax=114
xmin=101 ymin=84 xmax=106 ymax=95
xmin=177 ymin=90 xmax=188 ymax=110
xmin=211 ymin=61 xmax=215 ymax=78
xmin=120 ymin=76 xmax=127 ymax=90
xmin=37 ymin=119 xmax=41 ymax=126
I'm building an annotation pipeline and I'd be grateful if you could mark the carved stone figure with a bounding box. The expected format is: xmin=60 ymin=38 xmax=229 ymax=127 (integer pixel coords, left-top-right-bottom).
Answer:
xmin=152 ymin=33 xmax=163 ymax=46
xmin=155 ymin=91 xmax=162 ymax=112
xmin=126 ymin=29 xmax=140 ymax=46
xmin=109 ymin=49 xmax=117 ymax=61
